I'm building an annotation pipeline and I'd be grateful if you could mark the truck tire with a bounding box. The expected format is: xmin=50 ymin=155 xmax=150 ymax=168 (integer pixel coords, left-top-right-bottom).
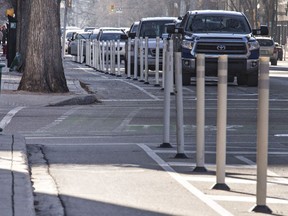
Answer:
xmin=271 ymin=59 xmax=277 ymax=66
xmin=182 ymin=73 xmax=191 ymax=86
xmin=237 ymin=74 xmax=247 ymax=86
xmin=247 ymin=74 xmax=258 ymax=87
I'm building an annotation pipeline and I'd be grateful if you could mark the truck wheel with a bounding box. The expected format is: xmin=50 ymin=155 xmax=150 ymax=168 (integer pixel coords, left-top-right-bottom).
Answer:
xmin=237 ymin=74 xmax=247 ymax=86
xmin=247 ymin=74 xmax=258 ymax=87
xmin=271 ymin=59 xmax=277 ymax=66
xmin=182 ymin=73 xmax=191 ymax=86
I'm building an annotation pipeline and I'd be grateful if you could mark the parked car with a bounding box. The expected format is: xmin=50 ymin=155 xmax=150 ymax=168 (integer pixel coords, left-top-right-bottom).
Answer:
xmin=63 ymin=29 xmax=82 ymax=53
xmin=256 ymin=36 xmax=278 ymax=65
xmin=124 ymin=17 xmax=177 ymax=75
xmin=275 ymin=42 xmax=283 ymax=61
xmin=97 ymin=29 xmax=127 ymax=62
xmin=68 ymin=31 xmax=92 ymax=56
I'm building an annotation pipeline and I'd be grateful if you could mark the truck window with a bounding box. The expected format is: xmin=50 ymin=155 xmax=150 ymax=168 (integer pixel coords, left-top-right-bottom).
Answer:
xmin=185 ymin=15 xmax=250 ymax=34
xmin=139 ymin=20 xmax=174 ymax=38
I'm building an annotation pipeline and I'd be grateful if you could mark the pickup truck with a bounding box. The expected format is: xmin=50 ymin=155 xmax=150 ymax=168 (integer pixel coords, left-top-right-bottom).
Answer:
xmin=167 ymin=10 xmax=269 ymax=86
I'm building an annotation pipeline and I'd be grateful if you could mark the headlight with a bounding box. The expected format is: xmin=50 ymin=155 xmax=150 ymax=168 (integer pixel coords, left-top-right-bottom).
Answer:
xmin=248 ymin=40 xmax=259 ymax=51
xmin=182 ymin=40 xmax=193 ymax=49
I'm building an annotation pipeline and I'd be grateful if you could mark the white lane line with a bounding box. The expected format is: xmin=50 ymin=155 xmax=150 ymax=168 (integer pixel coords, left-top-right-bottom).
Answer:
xmin=0 ymin=106 xmax=25 ymax=129
xmin=236 ymin=156 xmax=288 ymax=185
xmin=138 ymin=144 xmax=234 ymax=216
xmin=168 ymin=162 xmax=256 ymax=169
xmin=120 ymin=79 xmax=160 ymax=100
xmin=207 ymin=195 xmax=288 ymax=204
xmin=113 ymin=108 xmax=142 ymax=132
xmin=36 ymin=107 xmax=81 ymax=133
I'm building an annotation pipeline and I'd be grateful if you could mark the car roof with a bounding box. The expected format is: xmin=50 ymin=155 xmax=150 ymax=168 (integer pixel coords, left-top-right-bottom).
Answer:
xmin=100 ymin=30 xmax=125 ymax=34
xmin=187 ymin=10 xmax=243 ymax=16
xmin=140 ymin=17 xmax=177 ymax=22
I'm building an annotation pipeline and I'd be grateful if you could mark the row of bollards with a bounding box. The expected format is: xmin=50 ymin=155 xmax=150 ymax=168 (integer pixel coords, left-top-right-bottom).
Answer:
xmin=161 ymin=51 xmax=271 ymax=213
xmin=74 ymin=36 xmax=272 ymax=213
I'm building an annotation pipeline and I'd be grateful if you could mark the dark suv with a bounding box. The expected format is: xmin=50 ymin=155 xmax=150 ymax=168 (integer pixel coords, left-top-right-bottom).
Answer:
xmin=168 ymin=10 xmax=268 ymax=86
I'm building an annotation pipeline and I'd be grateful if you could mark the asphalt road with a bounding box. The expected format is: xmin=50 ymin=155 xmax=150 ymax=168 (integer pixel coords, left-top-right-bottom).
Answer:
xmin=3 ymin=58 xmax=288 ymax=216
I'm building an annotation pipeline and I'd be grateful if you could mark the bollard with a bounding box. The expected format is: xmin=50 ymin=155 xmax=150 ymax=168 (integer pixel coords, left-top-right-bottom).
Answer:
xmin=77 ymin=39 xmax=80 ymax=63
xmin=155 ymin=37 xmax=160 ymax=87
xmin=139 ymin=37 xmax=144 ymax=81
xmin=144 ymin=37 xmax=149 ymax=84
xmin=193 ymin=54 xmax=207 ymax=172
xmin=0 ymin=63 xmax=5 ymax=92
xmin=160 ymin=39 xmax=173 ymax=148
xmin=101 ymin=41 xmax=105 ymax=72
xmin=250 ymin=57 xmax=272 ymax=214
xmin=116 ymin=40 xmax=121 ymax=77
xmin=111 ymin=40 xmax=115 ymax=75
xmin=174 ymin=52 xmax=187 ymax=158
xmin=133 ymin=37 xmax=139 ymax=80
xmin=211 ymin=55 xmax=230 ymax=191
xmin=161 ymin=39 xmax=167 ymax=89
xmin=127 ymin=38 xmax=131 ymax=79
xmin=105 ymin=41 xmax=109 ymax=74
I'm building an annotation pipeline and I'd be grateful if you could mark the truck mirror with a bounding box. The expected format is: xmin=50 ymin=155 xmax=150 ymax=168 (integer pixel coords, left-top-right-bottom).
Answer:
xmin=128 ymin=32 xmax=136 ymax=39
xmin=252 ymin=25 xmax=269 ymax=36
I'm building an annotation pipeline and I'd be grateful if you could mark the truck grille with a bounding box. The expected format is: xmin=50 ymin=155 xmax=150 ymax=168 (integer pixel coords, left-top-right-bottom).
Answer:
xmin=196 ymin=42 xmax=247 ymax=55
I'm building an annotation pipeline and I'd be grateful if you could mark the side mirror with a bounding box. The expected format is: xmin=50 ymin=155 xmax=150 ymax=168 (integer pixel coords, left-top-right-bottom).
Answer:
xmin=252 ymin=25 xmax=269 ymax=36
xmin=128 ymin=32 xmax=136 ymax=39
xmin=166 ymin=23 xmax=183 ymax=34
xmin=120 ymin=34 xmax=128 ymax=40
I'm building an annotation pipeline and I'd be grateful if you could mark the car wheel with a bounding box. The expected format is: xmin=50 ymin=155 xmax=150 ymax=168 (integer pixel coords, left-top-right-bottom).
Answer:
xmin=182 ymin=73 xmax=191 ymax=86
xmin=237 ymin=74 xmax=247 ymax=86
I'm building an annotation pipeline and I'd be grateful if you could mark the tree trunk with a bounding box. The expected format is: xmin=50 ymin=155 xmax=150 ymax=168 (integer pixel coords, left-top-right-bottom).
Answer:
xmin=18 ymin=0 xmax=69 ymax=93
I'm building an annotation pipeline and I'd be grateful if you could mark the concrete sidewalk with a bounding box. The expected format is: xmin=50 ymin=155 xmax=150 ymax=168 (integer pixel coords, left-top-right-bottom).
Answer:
xmin=0 ymin=58 xmax=92 ymax=216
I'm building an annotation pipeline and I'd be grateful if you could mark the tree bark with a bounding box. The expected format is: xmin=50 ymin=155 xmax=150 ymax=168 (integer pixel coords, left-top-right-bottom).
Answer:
xmin=18 ymin=0 xmax=68 ymax=93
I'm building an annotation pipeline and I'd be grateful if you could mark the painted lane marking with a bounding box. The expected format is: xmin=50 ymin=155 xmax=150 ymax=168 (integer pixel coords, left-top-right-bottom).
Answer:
xmin=138 ymin=144 xmax=234 ymax=216
xmin=0 ymin=106 xmax=25 ymax=129
xmin=36 ymin=107 xmax=81 ymax=133
xmin=207 ymin=195 xmax=288 ymax=204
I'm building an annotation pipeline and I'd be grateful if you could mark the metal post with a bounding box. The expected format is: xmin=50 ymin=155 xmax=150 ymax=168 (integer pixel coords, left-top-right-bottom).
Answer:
xmin=174 ymin=52 xmax=187 ymax=158
xmin=111 ymin=40 xmax=115 ymax=75
xmin=251 ymin=57 xmax=272 ymax=214
xmin=155 ymin=37 xmax=160 ymax=87
xmin=77 ymin=39 xmax=80 ymax=63
xmin=194 ymin=54 xmax=207 ymax=172
xmin=127 ymin=38 xmax=131 ymax=79
xmin=212 ymin=55 xmax=230 ymax=191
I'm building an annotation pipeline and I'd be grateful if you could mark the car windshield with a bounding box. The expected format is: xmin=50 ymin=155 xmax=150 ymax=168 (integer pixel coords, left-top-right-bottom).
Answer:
xmin=99 ymin=32 xmax=124 ymax=41
xmin=185 ymin=14 xmax=250 ymax=34
xmin=76 ymin=33 xmax=91 ymax=40
xmin=139 ymin=20 xmax=174 ymax=38
xmin=257 ymin=39 xmax=274 ymax=46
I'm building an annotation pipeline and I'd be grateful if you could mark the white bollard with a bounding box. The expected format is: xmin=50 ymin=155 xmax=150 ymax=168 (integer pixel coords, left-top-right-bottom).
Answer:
xmin=161 ymin=39 xmax=167 ymax=89
xmin=194 ymin=54 xmax=207 ymax=172
xmin=133 ymin=37 xmax=139 ymax=80
xmin=102 ymin=41 xmax=105 ymax=72
xmin=155 ymin=37 xmax=160 ymax=87
xmin=126 ymin=38 xmax=131 ymax=79
xmin=127 ymin=38 xmax=131 ymax=79
xmin=250 ymin=57 xmax=272 ymax=214
xmin=116 ymin=40 xmax=121 ymax=77
xmin=174 ymin=52 xmax=187 ymax=158
xmin=77 ymin=39 xmax=80 ymax=63
xmin=211 ymin=55 xmax=230 ymax=191
xmin=110 ymin=40 xmax=115 ymax=75
xmin=160 ymin=39 xmax=173 ymax=148
xmin=139 ymin=37 xmax=144 ymax=81
xmin=105 ymin=41 xmax=109 ymax=74
xmin=144 ymin=37 xmax=149 ymax=84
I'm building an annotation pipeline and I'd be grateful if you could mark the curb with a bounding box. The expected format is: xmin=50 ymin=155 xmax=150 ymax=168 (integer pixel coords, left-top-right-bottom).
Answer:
xmin=12 ymin=134 xmax=36 ymax=216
